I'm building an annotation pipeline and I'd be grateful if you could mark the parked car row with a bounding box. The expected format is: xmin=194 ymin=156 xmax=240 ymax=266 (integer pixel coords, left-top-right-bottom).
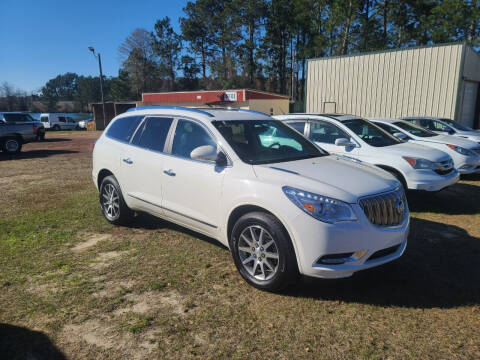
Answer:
xmin=0 ymin=112 xmax=45 ymax=153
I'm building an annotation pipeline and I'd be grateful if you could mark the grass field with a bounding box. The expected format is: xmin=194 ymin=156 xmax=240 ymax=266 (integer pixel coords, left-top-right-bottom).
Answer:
xmin=0 ymin=132 xmax=479 ymax=359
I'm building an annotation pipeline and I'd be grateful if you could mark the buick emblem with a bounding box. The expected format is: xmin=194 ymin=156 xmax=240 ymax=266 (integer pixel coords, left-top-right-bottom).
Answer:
xmin=395 ymin=198 xmax=405 ymax=215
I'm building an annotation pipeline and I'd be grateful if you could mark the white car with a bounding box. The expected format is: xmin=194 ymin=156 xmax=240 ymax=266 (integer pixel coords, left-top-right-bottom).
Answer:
xmin=39 ymin=113 xmax=78 ymax=131
xmin=274 ymin=114 xmax=459 ymax=192
xmin=371 ymin=118 xmax=480 ymax=174
xmin=92 ymin=106 xmax=409 ymax=291
xmin=400 ymin=117 xmax=480 ymax=144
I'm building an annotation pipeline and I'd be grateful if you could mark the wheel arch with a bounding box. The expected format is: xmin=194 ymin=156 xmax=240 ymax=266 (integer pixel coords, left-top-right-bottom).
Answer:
xmin=97 ymin=168 xmax=114 ymax=190
xmin=226 ymin=203 xmax=302 ymax=274
xmin=375 ymin=164 xmax=408 ymax=189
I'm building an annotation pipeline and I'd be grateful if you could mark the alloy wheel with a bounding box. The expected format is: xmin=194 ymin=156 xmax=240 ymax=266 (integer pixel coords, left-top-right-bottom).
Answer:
xmin=238 ymin=225 xmax=279 ymax=281
xmin=5 ymin=139 xmax=19 ymax=153
xmin=102 ymin=183 xmax=120 ymax=220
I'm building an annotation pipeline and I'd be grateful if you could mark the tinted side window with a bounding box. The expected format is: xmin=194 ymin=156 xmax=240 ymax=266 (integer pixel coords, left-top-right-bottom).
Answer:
xmin=172 ymin=120 xmax=216 ymax=159
xmin=58 ymin=117 xmax=66 ymax=123
xmin=132 ymin=117 xmax=173 ymax=152
xmin=287 ymin=121 xmax=307 ymax=135
xmin=375 ymin=123 xmax=397 ymax=135
xmin=107 ymin=116 xmax=144 ymax=142
xmin=309 ymin=121 xmax=350 ymax=144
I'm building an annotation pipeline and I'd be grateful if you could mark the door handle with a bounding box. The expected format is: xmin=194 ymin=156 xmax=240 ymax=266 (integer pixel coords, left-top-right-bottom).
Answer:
xmin=163 ymin=169 xmax=176 ymax=176
xmin=122 ymin=158 xmax=133 ymax=164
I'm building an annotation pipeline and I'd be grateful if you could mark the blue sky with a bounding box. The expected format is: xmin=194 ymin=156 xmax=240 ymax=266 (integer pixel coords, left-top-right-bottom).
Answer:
xmin=0 ymin=0 xmax=189 ymax=93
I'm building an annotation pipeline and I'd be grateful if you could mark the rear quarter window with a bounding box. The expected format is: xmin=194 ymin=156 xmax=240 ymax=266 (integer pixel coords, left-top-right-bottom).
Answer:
xmin=106 ymin=116 xmax=144 ymax=142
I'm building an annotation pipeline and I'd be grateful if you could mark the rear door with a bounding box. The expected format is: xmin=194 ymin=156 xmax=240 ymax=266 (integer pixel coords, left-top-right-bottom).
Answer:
xmin=120 ymin=116 xmax=174 ymax=215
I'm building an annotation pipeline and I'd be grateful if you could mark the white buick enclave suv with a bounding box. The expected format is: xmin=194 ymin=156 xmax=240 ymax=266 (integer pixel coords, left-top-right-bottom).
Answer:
xmin=274 ymin=114 xmax=459 ymax=192
xmin=371 ymin=118 xmax=480 ymax=174
xmin=93 ymin=107 xmax=409 ymax=291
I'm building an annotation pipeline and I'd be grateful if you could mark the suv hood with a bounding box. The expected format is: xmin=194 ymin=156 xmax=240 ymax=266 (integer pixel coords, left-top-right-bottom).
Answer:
xmin=419 ymin=134 xmax=480 ymax=150
xmin=453 ymin=130 xmax=480 ymax=143
xmin=382 ymin=142 xmax=450 ymax=162
xmin=253 ymin=156 xmax=399 ymax=204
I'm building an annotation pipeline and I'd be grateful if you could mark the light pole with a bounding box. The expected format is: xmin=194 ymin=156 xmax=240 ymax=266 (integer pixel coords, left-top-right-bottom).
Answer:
xmin=88 ymin=46 xmax=106 ymax=129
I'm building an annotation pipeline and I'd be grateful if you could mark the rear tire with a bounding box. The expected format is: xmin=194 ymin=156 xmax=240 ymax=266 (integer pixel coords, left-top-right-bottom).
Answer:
xmin=230 ymin=212 xmax=298 ymax=291
xmin=53 ymin=125 xmax=60 ymax=131
xmin=2 ymin=137 xmax=22 ymax=154
xmin=99 ymin=175 xmax=133 ymax=225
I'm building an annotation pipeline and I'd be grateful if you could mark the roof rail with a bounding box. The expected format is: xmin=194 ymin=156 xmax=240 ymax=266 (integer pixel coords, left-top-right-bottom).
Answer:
xmin=127 ymin=106 xmax=214 ymax=117
xmin=237 ymin=109 xmax=269 ymax=117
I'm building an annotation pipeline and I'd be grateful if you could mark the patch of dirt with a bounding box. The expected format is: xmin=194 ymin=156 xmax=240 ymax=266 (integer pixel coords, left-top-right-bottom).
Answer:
xmin=71 ymin=234 xmax=112 ymax=253
xmin=61 ymin=319 xmax=159 ymax=359
xmin=92 ymin=280 xmax=137 ymax=298
xmin=114 ymin=290 xmax=186 ymax=316
xmin=26 ymin=282 xmax=59 ymax=296
xmin=89 ymin=250 xmax=131 ymax=270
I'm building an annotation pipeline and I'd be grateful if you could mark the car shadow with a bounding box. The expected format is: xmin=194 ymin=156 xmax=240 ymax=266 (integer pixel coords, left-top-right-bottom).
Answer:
xmin=0 ymin=150 xmax=78 ymax=160
xmin=285 ymin=217 xmax=480 ymax=308
xmin=41 ymin=138 xmax=72 ymax=143
xmin=126 ymin=212 xmax=229 ymax=250
xmin=0 ymin=323 xmax=66 ymax=360
xmin=407 ymin=182 xmax=480 ymax=215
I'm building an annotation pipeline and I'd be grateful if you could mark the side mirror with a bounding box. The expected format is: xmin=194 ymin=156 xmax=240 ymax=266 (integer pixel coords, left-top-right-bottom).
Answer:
xmin=335 ymin=138 xmax=355 ymax=147
xmin=393 ymin=132 xmax=408 ymax=141
xmin=215 ymin=151 xmax=228 ymax=167
xmin=190 ymin=145 xmax=217 ymax=162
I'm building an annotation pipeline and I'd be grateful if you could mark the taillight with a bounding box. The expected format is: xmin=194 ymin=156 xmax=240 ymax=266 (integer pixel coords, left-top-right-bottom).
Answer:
xmin=33 ymin=124 xmax=38 ymax=134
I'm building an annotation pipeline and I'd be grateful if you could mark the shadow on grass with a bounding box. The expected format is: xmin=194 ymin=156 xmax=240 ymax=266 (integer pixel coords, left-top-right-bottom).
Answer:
xmin=407 ymin=181 xmax=480 ymax=215
xmin=287 ymin=217 xmax=480 ymax=308
xmin=41 ymin=138 xmax=72 ymax=143
xmin=126 ymin=212 xmax=229 ymax=250
xmin=0 ymin=150 xmax=78 ymax=160
xmin=0 ymin=323 xmax=66 ymax=360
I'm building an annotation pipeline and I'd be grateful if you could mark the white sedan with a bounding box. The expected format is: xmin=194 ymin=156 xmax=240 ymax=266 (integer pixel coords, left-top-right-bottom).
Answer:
xmin=371 ymin=118 xmax=480 ymax=174
xmin=275 ymin=114 xmax=459 ymax=192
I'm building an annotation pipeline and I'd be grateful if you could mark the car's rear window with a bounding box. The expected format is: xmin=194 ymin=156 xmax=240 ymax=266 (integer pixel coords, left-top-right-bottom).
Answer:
xmin=106 ymin=116 xmax=144 ymax=142
xmin=3 ymin=114 xmax=35 ymax=123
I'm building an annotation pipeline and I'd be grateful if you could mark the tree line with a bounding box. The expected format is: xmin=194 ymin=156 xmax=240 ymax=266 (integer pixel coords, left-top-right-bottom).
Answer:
xmin=1 ymin=0 xmax=478 ymax=112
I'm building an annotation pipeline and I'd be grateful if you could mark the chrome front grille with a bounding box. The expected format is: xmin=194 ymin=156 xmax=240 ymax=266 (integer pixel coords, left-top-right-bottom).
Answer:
xmin=435 ymin=158 xmax=454 ymax=175
xmin=359 ymin=187 xmax=407 ymax=227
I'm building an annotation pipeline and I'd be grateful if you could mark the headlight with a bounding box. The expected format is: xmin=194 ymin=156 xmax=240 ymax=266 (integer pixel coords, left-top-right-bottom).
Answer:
xmin=446 ymin=144 xmax=475 ymax=156
xmin=282 ymin=186 xmax=357 ymax=224
xmin=403 ymin=157 xmax=437 ymax=170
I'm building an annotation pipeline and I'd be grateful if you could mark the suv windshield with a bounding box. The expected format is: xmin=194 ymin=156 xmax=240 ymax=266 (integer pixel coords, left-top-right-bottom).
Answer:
xmin=393 ymin=121 xmax=437 ymax=138
xmin=212 ymin=119 xmax=326 ymax=165
xmin=440 ymin=118 xmax=473 ymax=131
xmin=342 ymin=118 xmax=401 ymax=147
xmin=3 ymin=113 xmax=35 ymax=123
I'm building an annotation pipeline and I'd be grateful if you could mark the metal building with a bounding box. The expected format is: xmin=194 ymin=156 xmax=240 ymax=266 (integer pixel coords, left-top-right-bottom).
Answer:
xmin=306 ymin=43 xmax=480 ymax=129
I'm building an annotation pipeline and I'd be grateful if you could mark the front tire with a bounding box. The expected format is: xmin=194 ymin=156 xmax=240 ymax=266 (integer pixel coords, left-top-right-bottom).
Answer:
xmin=230 ymin=212 xmax=298 ymax=291
xmin=99 ymin=175 xmax=133 ymax=225
xmin=2 ymin=137 xmax=22 ymax=154
xmin=53 ymin=125 xmax=60 ymax=131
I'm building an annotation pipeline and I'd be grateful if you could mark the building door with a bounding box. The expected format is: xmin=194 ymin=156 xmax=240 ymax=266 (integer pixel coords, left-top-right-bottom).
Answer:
xmin=461 ymin=81 xmax=478 ymax=128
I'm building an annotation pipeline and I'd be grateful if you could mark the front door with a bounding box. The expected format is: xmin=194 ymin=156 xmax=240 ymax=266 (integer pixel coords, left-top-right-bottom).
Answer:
xmin=308 ymin=120 xmax=359 ymax=157
xmin=161 ymin=119 xmax=226 ymax=236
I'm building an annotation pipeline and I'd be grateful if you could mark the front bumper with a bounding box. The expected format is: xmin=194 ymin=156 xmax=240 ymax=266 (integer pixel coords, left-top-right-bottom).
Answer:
xmin=406 ymin=169 xmax=459 ymax=191
xmin=287 ymin=203 xmax=409 ymax=279
xmin=455 ymin=155 xmax=480 ymax=174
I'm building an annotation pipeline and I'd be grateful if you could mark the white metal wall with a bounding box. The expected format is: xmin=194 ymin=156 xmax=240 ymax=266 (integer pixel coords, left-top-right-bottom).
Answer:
xmin=306 ymin=44 xmax=464 ymax=119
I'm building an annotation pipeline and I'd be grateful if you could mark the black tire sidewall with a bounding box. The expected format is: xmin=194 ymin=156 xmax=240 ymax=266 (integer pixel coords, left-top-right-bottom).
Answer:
xmin=230 ymin=212 xmax=297 ymax=291
xmin=99 ymin=175 xmax=132 ymax=225
xmin=3 ymin=138 xmax=22 ymax=154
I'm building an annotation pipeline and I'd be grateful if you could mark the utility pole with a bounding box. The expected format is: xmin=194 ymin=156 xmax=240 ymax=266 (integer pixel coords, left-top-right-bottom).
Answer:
xmin=88 ymin=47 xmax=106 ymax=129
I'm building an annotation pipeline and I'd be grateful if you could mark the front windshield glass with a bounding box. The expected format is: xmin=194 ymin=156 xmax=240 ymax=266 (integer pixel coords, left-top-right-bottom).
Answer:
xmin=342 ymin=118 xmax=401 ymax=147
xmin=393 ymin=121 xmax=437 ymax=138
xmin=440 ymin=118 xmax=473 ymax=131
xmin=212 ymin=119 xmax=327 ymax=165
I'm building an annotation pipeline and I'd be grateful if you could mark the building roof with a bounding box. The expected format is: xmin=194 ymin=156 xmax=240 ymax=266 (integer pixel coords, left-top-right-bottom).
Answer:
xmin=142 ymin=89 xmax=289 ymax=104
